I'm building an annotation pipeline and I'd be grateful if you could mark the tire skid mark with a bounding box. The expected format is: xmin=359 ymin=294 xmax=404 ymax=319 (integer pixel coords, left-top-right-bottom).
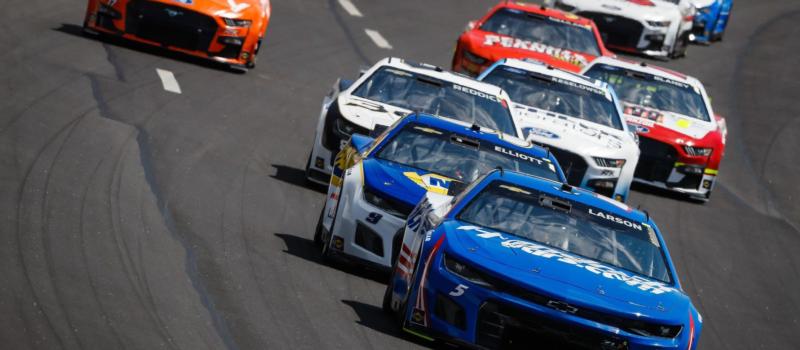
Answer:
xmin=105 ymin=128 xmax=179 ymax=350
xmin=79 ymin=159 xmax=128 ymax=350
xmin=134 ymin=117 xmax=241 ymax=350
xmin=728 ymin=9 xmax=800 ymax=223
xmin=21 ymin=115 xmax=87 ymax=350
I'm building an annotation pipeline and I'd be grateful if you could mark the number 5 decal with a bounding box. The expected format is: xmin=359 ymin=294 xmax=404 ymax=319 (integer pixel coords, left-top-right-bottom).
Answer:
xmin=449 ymin=284 xmax=469 ymax=297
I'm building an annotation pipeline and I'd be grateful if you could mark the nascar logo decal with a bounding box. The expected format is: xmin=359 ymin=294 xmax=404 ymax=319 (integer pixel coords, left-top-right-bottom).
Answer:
xmin=403 ymin=172 xmax=452 ymax=195
xmin=482 ymin=34 xmax=589 ymax=68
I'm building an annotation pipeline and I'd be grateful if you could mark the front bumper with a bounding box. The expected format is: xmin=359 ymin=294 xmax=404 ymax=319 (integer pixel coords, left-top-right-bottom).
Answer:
xmin=545 ymin=146 xmax=632 ymax=202
xmin=407 ymin=254 xmax=690 ymax=349
xmin=327 ymin=184 xmax=407 ymax=269
xmin=577 ymin=12 xmax=671 ymax=57
xmin=84 ymin=0 xmax=258 ymax=66
xmin=634 ymin=136 xmax=717 ymax=199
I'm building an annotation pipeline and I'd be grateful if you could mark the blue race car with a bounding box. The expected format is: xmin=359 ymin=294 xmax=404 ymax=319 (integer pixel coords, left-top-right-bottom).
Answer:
xmin=384 ymin=169 xmax=702 ymax=349
xmin=691 ymin=0 xmax=733 ymax=44
xmin=316 ymin=113 xmax=565 ymax=270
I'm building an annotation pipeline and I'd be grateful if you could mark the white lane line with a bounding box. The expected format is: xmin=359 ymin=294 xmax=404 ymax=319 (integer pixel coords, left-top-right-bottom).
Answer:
xmin=337 ymin=0 xmax=363 ymax=17
xmin=364 ymin=29 xmax=393 ymax=49
xmin=156 ymin=68 xmax=181 ymax=94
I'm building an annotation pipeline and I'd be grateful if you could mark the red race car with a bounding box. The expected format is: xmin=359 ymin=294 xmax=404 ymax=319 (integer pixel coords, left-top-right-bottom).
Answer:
xmin=583 ymin=56 xmax=727 ymax=202
xmin=453 ymin=1 xmax=613 ymax=75
xmin=83 ymin=0 xmax=271 ymax=70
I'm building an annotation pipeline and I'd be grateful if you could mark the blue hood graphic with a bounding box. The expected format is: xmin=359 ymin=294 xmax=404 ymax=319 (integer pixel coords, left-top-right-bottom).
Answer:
xmin=443 ymin=221 xmax=691 ymax=324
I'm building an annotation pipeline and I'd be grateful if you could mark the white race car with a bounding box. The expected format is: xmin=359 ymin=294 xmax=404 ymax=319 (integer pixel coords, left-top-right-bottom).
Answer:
xmin=549 ymin=0 xmax=695 ymax=58
xmin=305 ymin=57 xmax=523 ymax=185
xmin=479 ymin=58 xmax=639 ymax=202
xmin=314 ymin=113 xmax=564 ymax=270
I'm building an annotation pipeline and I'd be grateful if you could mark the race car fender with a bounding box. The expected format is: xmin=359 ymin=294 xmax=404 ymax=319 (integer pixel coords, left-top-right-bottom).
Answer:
xmin=389 ymin=193 xmax=452 ymax=312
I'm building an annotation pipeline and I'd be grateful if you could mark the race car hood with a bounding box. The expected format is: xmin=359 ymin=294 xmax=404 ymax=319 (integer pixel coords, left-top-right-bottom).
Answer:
xmin=514 ymin=104 xmax=636 ymax=158
xmin=622 ymin=103 xmax=716 ymax=140
xmin=691 ymin=0 xmax=716 ymax=8
xmin=177 ymin=0 xmax=266 ymax=18
xmin=361 ymin=158 xmax=456 ymax=208
xmin=562 ymin=0 xmax=679 ymax=21
xmin=338 ymin=95 xmax=411 ymax=131
xmin=444 ymin=221 xmax=691 ymax=321
xmin=461 ymin=30 xmax=597 ymax=73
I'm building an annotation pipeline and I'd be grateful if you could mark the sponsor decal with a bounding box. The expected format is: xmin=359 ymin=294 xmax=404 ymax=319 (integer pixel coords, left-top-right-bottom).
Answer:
xmin=588 ymin=208 xmax=643 ymax=231
xmin=404 ymin=172 xmax=452 ymax=195
xmin=458 ymin=226 xmax=676 ymax=295
xmin=676 ymin=118 xmax=692 ymax=129
xmin=551 ymin=76 xmax=607 ymax=98
xmin=624 ymin=105 xmax=664 ymax=124
xmin=521 ymin=110 xmax=625 ymax=149
xmin=524 ymin=127 xmax=560 ymax=139
xmin=653 ymin=75 xmax=691 ymax=90
xmin=629 ymin=123 xmax=650 ymax=134
xmin=482 ymin=34 xmax=589 ymax=68
xmin=494 ymin=145 xmax=546 ymax=166
xmin=452 ymin=84 xmax=500 ymax=103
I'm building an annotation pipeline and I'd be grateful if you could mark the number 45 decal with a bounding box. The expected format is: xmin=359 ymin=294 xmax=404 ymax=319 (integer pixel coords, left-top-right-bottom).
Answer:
xmin=449 ymin=284 xmax=469 ymax=297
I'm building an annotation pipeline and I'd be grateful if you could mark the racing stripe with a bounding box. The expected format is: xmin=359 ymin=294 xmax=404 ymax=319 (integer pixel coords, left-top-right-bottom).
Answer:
xmin=413 ymin=235 xmax=446 ymax=327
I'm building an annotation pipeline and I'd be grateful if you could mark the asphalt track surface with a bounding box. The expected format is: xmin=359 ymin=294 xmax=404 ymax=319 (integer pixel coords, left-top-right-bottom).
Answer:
xmin=1 ymin=0 xmax=799 ymax=349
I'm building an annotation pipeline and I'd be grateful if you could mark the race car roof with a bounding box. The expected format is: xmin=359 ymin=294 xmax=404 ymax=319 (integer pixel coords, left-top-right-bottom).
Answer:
xmin=391 ymin=113 xmax=564 ymax=178
xmin=374 ymin=57 xmax=511 ymax=100
xmin=588 ymin=56 xmax=703 ymax=89
xmin=490 ymin=58 xmax=613 ymax=93
xmin=499 ymin=1 xmax=596 ymax=27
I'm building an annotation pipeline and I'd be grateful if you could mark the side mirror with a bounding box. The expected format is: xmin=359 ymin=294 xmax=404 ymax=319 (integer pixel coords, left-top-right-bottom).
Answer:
xmin=350 ymin=133 xmax=375 ymax=154
xmin=338 ymin=78 xmax=354 ymax=92
xmin=370 ymin=124 xmax=389 ymax=138
xmin=447 ymin=181 xmax=468 ymax=197
xmin=466 ymin=20 xmax=477 ymax=31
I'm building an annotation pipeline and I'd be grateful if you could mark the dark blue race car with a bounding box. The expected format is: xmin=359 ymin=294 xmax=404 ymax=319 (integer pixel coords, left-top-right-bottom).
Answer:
xmin=691 ymin=0 xmax=733 ymax=44
xmin=384 ymin=169 xmax=702 ymax=349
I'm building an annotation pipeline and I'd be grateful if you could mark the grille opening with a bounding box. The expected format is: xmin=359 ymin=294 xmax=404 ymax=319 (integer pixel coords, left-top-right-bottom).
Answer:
xmin=125 ymin=0 xmax=218 ymax=52
xmin=433 ymin=294 xmax=466 ymax=330
xmin=578 ymin=12 xmax=643 ymax=49
xmin=354 ymin=222 xmax=384 ymax=257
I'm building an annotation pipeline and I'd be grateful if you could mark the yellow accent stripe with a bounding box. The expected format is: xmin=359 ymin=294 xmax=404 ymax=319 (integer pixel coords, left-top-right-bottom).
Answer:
xmin=402 ymin=327 xmax=435 ymax=341
xmin=704 ymin=168 xmax=718 ymax=175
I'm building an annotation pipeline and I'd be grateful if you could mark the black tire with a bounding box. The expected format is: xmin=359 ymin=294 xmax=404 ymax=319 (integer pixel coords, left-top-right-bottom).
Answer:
xmin=313 ymin=206 xmax=324 ymax=246
xmin=304 ymin=152 xmax=313 ymax=183
xmin=671 ymin=32 xmax=690 ymax=59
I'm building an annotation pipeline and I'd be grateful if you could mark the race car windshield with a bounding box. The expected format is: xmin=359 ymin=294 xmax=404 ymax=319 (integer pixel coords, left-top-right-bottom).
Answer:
xmin=457 ymin=181 xmax=672 ymax=283
xmin=376 ymin=124 xmax=560 ymax=184
xmin=479 ymin=8 xmax=601 ymax=56
xmin=352 ymin=67 xmax=517 ymax=136
xmin=482 ymin=66 xmax=623 ymax=129
xmin=584 ymin=64 xmax=711 ymax=122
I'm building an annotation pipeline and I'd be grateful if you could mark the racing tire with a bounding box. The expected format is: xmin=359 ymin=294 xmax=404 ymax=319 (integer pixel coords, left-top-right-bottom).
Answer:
xmin=671 ymin=32 xmax=690 ymax=59
xmin=382 ymin=257 xmax=410 ymax=327
xmin=82 ymin=19 xmax=100 ymax=37
xmin=313 ymin=207 xmax=324 ymax=246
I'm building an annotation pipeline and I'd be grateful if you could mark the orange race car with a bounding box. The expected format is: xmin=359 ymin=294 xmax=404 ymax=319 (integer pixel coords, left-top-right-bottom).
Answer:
xmin=453 ymin=1 xmax=613 ymax=75
xmin=83 ymin=0 xmax=270 ymax=70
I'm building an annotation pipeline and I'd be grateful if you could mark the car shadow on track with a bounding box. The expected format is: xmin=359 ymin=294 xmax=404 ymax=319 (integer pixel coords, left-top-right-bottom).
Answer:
xmin=631 ymin=182 xmax=706 ymax=205
xmin=274 ymin=233 xmax=387 ymax=283
xmin=270 ymin=164 xmax=327 ymax=194
xmin=53 ymin=23 xmax=244 ymax=74
xmin=341 ymin=300 xmax=450 ymax=349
